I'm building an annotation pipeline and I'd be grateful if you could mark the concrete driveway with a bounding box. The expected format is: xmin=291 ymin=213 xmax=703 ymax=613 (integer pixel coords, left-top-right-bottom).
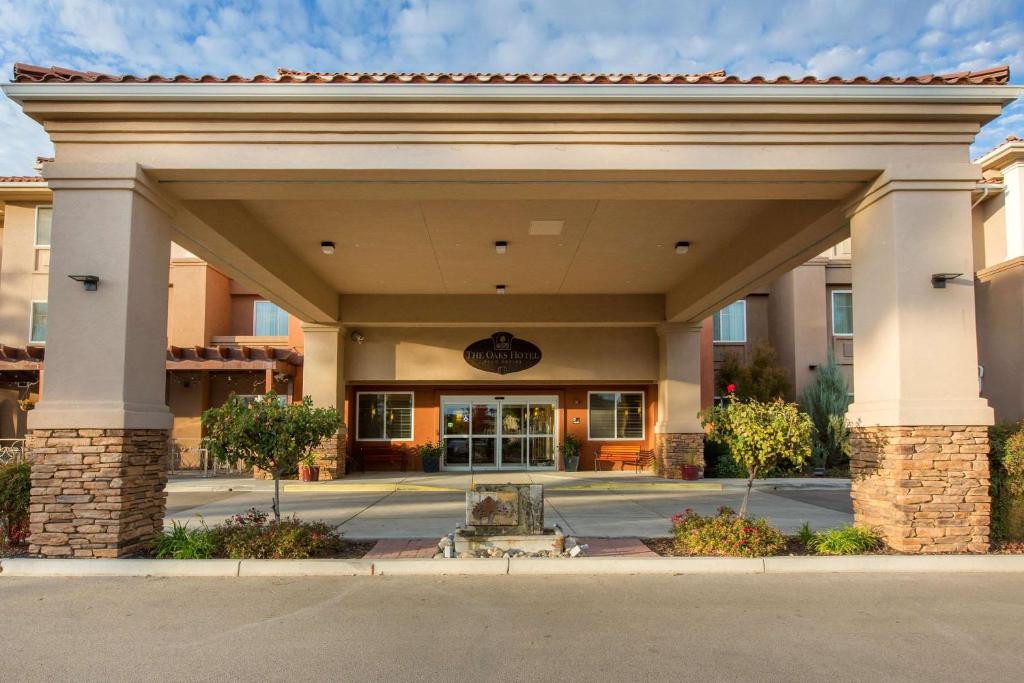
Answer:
xmin=165 ymin=472 xmax=852 ymax=538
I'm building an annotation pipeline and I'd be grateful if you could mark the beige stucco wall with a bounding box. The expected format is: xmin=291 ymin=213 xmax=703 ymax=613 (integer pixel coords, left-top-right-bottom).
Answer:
xmin=344 ymin=326 xmax=658 ymax=384
xmin=974 ymin=192 xmax=1007 ymax=272
xmin=975 ymin=259 xmax=1024 ymax=422
xmin=0 ymin=202 xmax=49 ymax=347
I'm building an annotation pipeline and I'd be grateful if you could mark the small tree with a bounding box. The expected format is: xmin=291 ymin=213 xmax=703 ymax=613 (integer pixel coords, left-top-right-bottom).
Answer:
xmin=700 ymin=396 xmax=812 ymax=517
xmin=799 ymin=349 xmax=851 ymax=471
xmin=202 ymin=393 xmax=342 ymax=521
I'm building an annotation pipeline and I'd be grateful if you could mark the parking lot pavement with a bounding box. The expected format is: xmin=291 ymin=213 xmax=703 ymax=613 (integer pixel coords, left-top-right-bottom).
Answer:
xmin=3 ymin=574 xmax=1023 ymax=682
xmin=165 ymin=486 xmax=853 ymax=538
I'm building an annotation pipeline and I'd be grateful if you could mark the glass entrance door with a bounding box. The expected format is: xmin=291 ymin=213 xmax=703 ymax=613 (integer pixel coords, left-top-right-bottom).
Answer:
xmin=441 ymin=396 xmax=558 ymax=470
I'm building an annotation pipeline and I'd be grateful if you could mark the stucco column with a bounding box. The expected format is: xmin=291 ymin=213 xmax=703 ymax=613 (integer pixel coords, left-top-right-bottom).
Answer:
xmin=654 ymin=322 xmax=704 ymax=479
xmin=300 ymin=323 xmax=346 ymax=479
xmin=27 ymin=166 xmax=174 ymax=557
xmin=847 ymin=183 xmax=994 ymax=553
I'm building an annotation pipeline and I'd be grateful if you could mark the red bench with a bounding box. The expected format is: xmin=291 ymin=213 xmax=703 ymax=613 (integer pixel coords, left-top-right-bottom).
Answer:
xmin=593 ymin=445 xmax=654 ymax=472
xmin=359 ymin=446 xmax=407 ymax=472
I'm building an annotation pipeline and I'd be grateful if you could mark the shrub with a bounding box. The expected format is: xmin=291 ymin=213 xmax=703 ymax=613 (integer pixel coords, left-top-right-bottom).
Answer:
xmin=705 ymin=440 xmax=747 ymax=478
xmin=671 ymin=506 xmax=786 ymax=558
xmin=808 ymin=525 xmax=881 ymax=555
xmin=153 ymin=521 xmax=219 ymax=559
xmin=0 ymin=462 xmax=31 ymax=547
xmin=990 ymin=422 xmax=1024 ymax=543
xmin=700 ymin=397 xmax=813 ymax=516
xmin=716 ymin=342 xmax=792 ymax=403
xmin=799 ymin=350 xmax=851 ymax=471
xmin=213 ymin=508 xmax=345 ymax=559
xmin=796 ymin=521 xmax=815 ymax=547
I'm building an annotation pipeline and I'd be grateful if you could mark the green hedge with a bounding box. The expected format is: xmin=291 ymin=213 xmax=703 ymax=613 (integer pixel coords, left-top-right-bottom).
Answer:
xmin=990 ymin=422 xmax=1024 ymax=543
xmin=0 ymin=462 xmax=31 ymax=547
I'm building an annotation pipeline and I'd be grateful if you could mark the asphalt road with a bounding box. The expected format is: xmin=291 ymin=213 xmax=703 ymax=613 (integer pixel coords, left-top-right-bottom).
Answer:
xmin=2 ymin=574 xmax=1022 ymax=682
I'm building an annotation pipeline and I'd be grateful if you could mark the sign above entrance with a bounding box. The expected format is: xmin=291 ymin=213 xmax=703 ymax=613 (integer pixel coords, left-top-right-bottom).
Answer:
xmin=463 ymin=331 xmax=542 ymax=375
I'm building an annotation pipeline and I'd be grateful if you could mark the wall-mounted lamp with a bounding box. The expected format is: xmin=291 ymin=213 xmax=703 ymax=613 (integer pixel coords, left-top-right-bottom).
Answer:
xmin=495 ymin=240 xmax=508 ymax=254
xmin=320 ymin=241 xmax=336 ymax=255
xmin=675 ymin=241 xmax=690 ymax=255
xmin=68 ymin=274 xmax=99 ymax=291
xmin=495 ymin=284 xmax=507 ymax=295
xmin=931 ymin=272 xmax=962 ymax=289
xmin=350 ymin=330 xmax=366 ymax=344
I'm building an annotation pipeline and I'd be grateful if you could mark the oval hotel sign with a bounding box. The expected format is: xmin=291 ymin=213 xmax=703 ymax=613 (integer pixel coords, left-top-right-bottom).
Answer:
xmin=463 ymin=331 xmax=542 ymax=375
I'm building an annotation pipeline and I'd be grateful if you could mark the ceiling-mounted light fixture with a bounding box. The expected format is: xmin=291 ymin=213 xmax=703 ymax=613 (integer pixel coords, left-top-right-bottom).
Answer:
xmin=495 ymin=240 xmax=508 ymax=254
xmin=320 ymin=241 xmax=336 ymax=255
xmin=350 ymin=330 xmax=366 ymax=344
xmin=675 ymin=241 xmax=690 ymax=255
xmin=495 ymin=284 xmax=507 ymax=295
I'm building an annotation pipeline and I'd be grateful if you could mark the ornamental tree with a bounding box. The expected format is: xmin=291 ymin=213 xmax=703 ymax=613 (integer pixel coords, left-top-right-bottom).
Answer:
xmin=799 ymin=349 xmax=851 ymax=471
xmin=202 ymin=393 xmax=342 ymax=521
xmin=700 ymin=395 xmax=813 ymax=517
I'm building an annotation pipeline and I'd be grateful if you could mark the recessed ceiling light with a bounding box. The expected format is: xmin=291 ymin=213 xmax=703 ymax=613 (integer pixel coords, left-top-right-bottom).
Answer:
xmin=675 ymin=241 xmax=690 ymax=254
xmin=495 ymin=240 xmax=508 ymax=254
xmin=495 ymin=284 xmax=507 ymax=295
xmin=529 ymin=220 xmax=564 ymax=236
xmin=320 ymin=241 xmax=336 ymax=255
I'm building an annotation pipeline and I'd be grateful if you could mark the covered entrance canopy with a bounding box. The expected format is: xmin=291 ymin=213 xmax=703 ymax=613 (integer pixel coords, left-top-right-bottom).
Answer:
xmin=4 ymin=62 xmax=1020 ymax=557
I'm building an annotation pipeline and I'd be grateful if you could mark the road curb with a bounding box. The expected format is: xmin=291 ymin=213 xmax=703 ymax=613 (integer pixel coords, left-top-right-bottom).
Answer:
xmin=508 ymin=557 xmax=763 ymax=574
xmin=3 ymin=554 xmax=1023 ymax=577
xmin=0 ymin=558 xmax=241 ymax=577
xmin=238 ymin=559 xmax=374 ymax=576
xmin=371 ymin=558 xmax=510 ymax=575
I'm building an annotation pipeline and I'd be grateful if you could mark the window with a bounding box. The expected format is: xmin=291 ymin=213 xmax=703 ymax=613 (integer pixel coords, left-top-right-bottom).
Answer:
xmin=357 ymin=392 xmax=414 ymax=441
xmin=832 ymin=290 xmax=853 ymax=336
xmin=35 ymin=206 xmax=52 ymax=247
xmin=588 ymin=391 xmax=644 ymax=440
xmin=713 ymin=300 xmax=746 ymax=342
xmin=30 ymin=301 xmax=47 ymax=344
xmin=253 ymin=300 xmax=289 ymax=336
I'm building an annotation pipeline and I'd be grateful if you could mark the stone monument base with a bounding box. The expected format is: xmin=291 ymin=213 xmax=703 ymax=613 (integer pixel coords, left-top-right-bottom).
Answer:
xmin=454 ymin=528 xmax=565 ymax=555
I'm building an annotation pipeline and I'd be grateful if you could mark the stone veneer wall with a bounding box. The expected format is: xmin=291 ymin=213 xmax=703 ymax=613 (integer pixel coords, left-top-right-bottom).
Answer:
xmin=28 ymin=428 xmax=168 ymax=558
xmin=314 ymin=427 xmax=347 ymax=480
xmin=850 ymin=425 xmax=990 ymax=554
xmin=655 ymin=433 xmax=705 ymax=479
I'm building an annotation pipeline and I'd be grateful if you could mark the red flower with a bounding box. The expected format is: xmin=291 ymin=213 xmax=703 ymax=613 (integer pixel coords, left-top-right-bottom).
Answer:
xmin=726 ymin=383 xmax=736 ymax=394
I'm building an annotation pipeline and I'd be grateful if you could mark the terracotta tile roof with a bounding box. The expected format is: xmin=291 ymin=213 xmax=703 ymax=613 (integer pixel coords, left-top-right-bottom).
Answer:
xmin=0 ymin=175 xmax=44 ymax=183
xmin=11 ymin=62 xmax=1011 ymax=86
xmin=975 ymin=134 xmax=1024 ymax=163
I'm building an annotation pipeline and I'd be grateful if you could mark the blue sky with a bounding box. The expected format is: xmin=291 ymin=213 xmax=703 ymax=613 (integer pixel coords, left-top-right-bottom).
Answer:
xmin=1 ymin=0 xmax=1022 ymax=175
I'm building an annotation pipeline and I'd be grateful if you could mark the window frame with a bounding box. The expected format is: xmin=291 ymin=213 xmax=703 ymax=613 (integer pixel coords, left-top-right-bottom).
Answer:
xmin=355 ymin=391 xmax=415 ymax=442
xmin=587 ymin=390 xmax=645 ymax=441
xmin=713 ymin=299 xmax=747 ymax=343
xmin=252 ymin=299 xmax=289 ymax=336
xmin=831 ymin=289 xmax=853 ymax=338
xmin=29 ymin=300 xmax=47 ymax=344
xmin=34 ymin=205 xmax=53 ymax=248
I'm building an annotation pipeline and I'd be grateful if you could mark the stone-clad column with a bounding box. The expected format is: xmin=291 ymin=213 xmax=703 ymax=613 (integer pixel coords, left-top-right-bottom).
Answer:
xmin=301 ymin=323 xmax=347 ymax=479
xmin=28 ymin=165 xmax=174 ymax=557
xmin=654 ymin=322 xmax=705 ymax=478
xmin=847 ymin=180 xmax=994 ymax=553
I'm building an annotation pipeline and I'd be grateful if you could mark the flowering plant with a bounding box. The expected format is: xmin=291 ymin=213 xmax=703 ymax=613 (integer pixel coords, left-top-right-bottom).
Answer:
xmin=670 ymin=506 xmax=786 ymax=558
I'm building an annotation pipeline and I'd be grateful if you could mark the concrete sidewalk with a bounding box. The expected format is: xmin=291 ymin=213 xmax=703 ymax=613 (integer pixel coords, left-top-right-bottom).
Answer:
xmin=165 ymin=472 xmax=853 ymax=538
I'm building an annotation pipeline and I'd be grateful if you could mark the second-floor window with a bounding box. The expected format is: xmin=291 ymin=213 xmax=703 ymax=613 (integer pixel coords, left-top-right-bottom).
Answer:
xmin=832 ymin=290 xmax=853 ymax=336
xmin=30 ymin=301 xmax=47 ymax=344
xmin=713 ymin=300 xmax=746 ymax=343
xmin=35 ymin=206 xmax=52 ymax=247
xmin=253 ymin=300 xmax=289 ymax=336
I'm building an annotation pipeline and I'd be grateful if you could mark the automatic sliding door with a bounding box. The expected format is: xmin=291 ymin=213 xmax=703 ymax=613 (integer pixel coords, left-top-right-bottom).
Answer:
xmin=527 ymin=403 xmax=556 ymax=468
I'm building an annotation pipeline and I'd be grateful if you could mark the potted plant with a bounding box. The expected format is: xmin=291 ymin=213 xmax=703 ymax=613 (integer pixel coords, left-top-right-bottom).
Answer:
xmin=417 ymin=440 xmax=444 ymax=473
xmin=562 ymin=434 xmax=582 ymax=472
xmin=298 ymin=451 xmax=320 ymax=482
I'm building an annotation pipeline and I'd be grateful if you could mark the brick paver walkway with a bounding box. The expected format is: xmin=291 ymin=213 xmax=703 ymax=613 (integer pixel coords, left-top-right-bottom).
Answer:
xmin=364 ymin=538 xmax=439 ymax=559
xmin=577 ymin=537 xmax=658 ymax=557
